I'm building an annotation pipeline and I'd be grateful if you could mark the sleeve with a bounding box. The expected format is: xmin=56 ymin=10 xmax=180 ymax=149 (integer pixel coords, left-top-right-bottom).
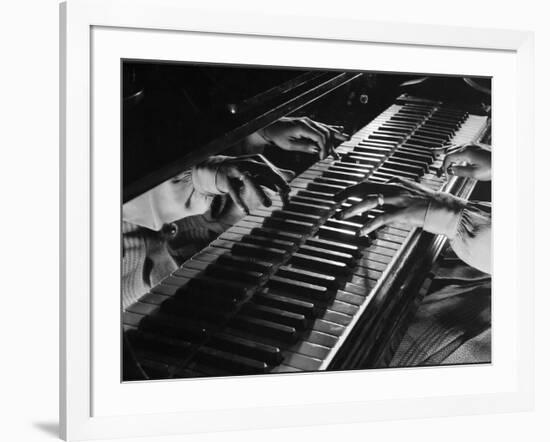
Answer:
xmin=122 ymin=156 xmax=231 ymax=231
xmin=424 ymin=197 xmax=491 ymax=274
xmin=449 ymin=202 xmax=492 ymax=274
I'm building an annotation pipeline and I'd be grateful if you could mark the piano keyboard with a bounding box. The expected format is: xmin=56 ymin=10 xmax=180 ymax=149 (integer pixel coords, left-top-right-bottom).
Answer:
xmin=123 ymin=97 xmax=489 ymax=379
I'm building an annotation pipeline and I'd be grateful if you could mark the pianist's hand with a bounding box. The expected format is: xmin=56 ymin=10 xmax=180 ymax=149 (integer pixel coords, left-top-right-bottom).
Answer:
xmin=259 ymin=117 xmax=348 ymax=160
xmin=215 ymin=154 xmax=293 ymax=215
xmin=337 ymin=178 xmax=468 ymax=237
xmin=442 ymin=143 xmax=491 ymax=181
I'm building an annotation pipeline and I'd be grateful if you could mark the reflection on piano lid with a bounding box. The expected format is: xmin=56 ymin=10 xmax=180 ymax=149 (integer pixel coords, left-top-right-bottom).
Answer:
xmin=123 ymin=66 xmax=362 ymax=203
xmin=123 ymin=95 xmax=489 ymax=380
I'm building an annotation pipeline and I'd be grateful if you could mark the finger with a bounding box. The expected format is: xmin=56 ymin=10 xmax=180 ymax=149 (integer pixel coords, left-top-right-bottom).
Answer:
xmin=447 ymin=164 xmax=478 ymax=178
xmin=335 ymin=182 xmax=402 ymax=201
xmin=442 ymin=150 xmax=475 ymax=177
xmin=385 ymin=176 xmax=432 ymax=195
xmin=242 ymin=175 xmax=272 ymax=208
xmin=307 ymin=119 xmax=331 ymax=145
xmin=238 ymin=158 xmax=292 ymax=194
xmin=338 ymin=195 xmax=380 ymax=219
xmin=332 ymin=131 xmax=350 ymax=142
xmin=226 ymin=179 xmax=249 ymax=215
xmin=286 ymin=140 xmax=321 ymax=155
xmin=302 ymin=119 xmax=329 ymax=159
xmin=329 ymin=144 xmax=341 ymax=160
xmin=359 ymin=209 xmax=410 ymax=236
xmin=278 ymin=168 xmax=296 ymax=182
xmin=293 ymin=121 xmax=326 ymax=150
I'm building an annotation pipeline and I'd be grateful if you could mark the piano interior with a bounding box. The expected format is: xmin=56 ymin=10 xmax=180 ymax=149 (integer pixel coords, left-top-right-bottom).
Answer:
xmin=122 ymin=61 xmax=491 ymax=381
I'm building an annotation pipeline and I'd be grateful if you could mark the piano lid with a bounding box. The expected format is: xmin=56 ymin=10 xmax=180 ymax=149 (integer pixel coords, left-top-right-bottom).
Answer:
xmin=122 ymin=61 xmax=362 ymax=203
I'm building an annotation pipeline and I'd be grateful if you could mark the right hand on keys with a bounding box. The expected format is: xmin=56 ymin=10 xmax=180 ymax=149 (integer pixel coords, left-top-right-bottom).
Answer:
xmin=336 ymin=178 xmax=468 ymax=238
xmin=442 ymin=143 xmax=491 ymax=181
xmin=259 ymin=117 xmax=349 ymax=160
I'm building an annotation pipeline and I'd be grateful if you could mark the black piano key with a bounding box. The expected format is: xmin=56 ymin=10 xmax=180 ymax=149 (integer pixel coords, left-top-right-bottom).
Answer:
xmin=392 ymin=150 xmax=432 ymax=167
xmin=289 ymin=252 xmax=350 ymax=277
xmin=376 ymin=126 xmax=411 ymax=135
xmin=267 ymin=274 xmax=331 ymax=300
xmin=382 ymin=159 xmax=425 ymax=176
xmin=321 ymin=170 xmax=365 ymax=182
xmin=296 ymin=189 xmax=339 ymax=203
xmin=276 ymin=265 xmax=339 ymax=290
xmin=352 ymin=145 xmax=391 ymax=156
xmin=230 ymin=315 xmax=298 ymax=343
xmin=342 ymin=153 xmax=381 ymax=166
xmin=284 ymin=201 xmax=332 ymax=217
xmin=305 ymin=237 xmax=362 ymax=258
xmin=289 ymin=196 xmax=336 ymax=211
xmin=415 ymin=129 xmax=451 ymax=142
xmin=232 ymin=242 xmax=288 ymax=261
xmin=358 ymin=139 xmax=396 ymax=148
xmin=407 ymin=136 xmax=445 ymax=148
xmin=388 ymin=155 xmax=430 ymax=173
xmin=376 ymin=166 xmax=420 ymax=181
xmin=263 ymin=217 xmax=315 ymax=235
xmin=216 ymin=254 xmax=273 ymax=274
xmin=159 ymin=296 xmax=230 ymax=322
xmin=185 ymin=276 xmax=252 ymax=302
xmin=307 ymin=181 xmax=346 ymax=195
xmin=242 ymin=304 xmax=308 ymax=330
xmin=313 ymin=176 xmax=358 ymax=187
xmin=139 ymin=313 xmax=210 ymax=342
xmin=271 ymin=209 xmax=322 ymax=225
xmin=126 ymin=329 xmax=193 ymax=361
xmin=329 ymin=164 xmax=373 ymax=175
xmin=250 ymin=227 xmax=303 ymax=244
xmin=298 ymin=244 xmax=355 ymax=266
xmin=205 ymin=264 xmax=265 ymax=284
xmin=368 ymin=133 xmax=405 ymax=143
xmin=317 ymin=224 xmax=367 ymax=245
xmin=241 ymin=234 xmax=296 ymax=251
xmin=324 ymin=218 xmax=362 ymax=233
xmin=208 ymin=333 xmax=283 ymax=365
xmin=254 ymin=292 xmax=318 ymax=318
xmin=398 ymin=145 xmax=436 ymax=160
xmin=195 ymin=346 xmax=269 ymax=374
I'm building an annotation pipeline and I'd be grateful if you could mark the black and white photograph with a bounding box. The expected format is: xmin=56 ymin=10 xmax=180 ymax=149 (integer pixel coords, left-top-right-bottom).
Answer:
xmin=121 ymin=60 xmax=491 ymax=381
xmin=121 ymin=62 xmax=492 ymax=381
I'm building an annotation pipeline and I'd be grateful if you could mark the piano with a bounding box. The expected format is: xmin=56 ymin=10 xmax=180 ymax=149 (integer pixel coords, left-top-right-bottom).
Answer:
xmin=122 ymin=68 xmax=490 ymax=380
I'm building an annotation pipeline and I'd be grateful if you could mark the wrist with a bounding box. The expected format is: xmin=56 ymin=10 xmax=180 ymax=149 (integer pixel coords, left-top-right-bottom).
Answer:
xmin=192 ymin=156 xmax=231 ymax=195
xmin=423 ymin=193 xmax=468 ymax=238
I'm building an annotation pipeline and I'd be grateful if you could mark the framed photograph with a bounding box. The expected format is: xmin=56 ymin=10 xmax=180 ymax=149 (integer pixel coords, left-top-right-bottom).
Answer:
xmin=60 ymin=0 xmax=534 ymax=440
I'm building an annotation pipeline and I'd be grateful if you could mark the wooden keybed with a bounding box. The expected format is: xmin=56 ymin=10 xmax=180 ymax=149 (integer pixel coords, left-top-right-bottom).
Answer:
xmin=123 ymin=96 xmax=489 ymax=379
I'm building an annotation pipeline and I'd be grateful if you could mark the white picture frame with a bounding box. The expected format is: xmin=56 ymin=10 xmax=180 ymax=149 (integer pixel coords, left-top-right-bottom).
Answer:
xmin=60 ymin=0 xmax=534 ymax=440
